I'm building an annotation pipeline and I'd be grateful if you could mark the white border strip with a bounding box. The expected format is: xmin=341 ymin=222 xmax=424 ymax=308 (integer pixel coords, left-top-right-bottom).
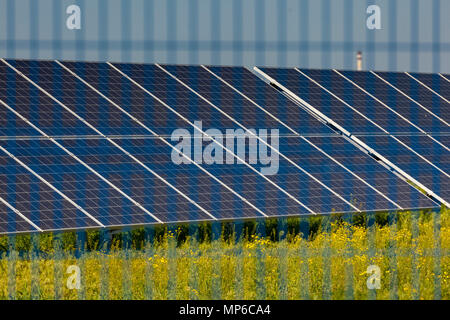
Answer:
xmin=56 ymin=60 xmax=268 ymax=218
xmin=297 ymin=68 xmax=450 ymax=179
xmin=0 ymin=144 xmax=105 ymax=227
xmin=2 ymin=59 xmax=215 ymax=223
xmin=371 ymin=71 xmax=450 ymax=130
xmin=0 ymin=195 xmax=43 ymax=232
xmin=202 ymin=65 xmax=402 ymax=210
xmin=253 ymin=66 xmax=449 ymax=208
xmin=109 ymin=62 xmax=318 ymax=215
xmin=439 ymin=73 xmax=450 ymax=84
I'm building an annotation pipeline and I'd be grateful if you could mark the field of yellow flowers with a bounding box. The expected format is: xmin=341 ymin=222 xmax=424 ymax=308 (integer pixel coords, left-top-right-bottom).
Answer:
xmin=0 ymin=207 xmax=449 ymax=300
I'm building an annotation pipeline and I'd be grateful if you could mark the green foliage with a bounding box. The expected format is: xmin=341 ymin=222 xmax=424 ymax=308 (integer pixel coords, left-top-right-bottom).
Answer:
xmin=0 ymin=208 xmax=443 ymax=253
xmin=0 ymin=207 xmax=448 ymax=300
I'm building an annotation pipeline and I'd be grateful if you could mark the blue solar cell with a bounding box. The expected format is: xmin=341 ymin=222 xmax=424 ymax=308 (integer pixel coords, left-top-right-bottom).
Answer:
xmin=259 ymin=67 xmax=385 ymax=135
xmin=123 ymin=137 xmax=324 ymax=217
xmin=1 ymin=59 xmax=445 ymax=234
xmin=57 ymin=137 xmax=277 ymax=221
xmin=0 ymin=61 xmax=99 ymax=137
xmin=259 ymin=67 xmax=449 ymax=188
xmin=277 ymin=136 xmax=400 ymax=211
xmin=0 ymin=145 xmax=100 ymax=231
xmin=169 ymin=65 xmax=335 ymax=136
xmin=306 ymin=136 xmax=437 ymax=210
xmin=0 ymin=201 xmax=38 ymax=233
xmin=0 ymin=138 xmax=158 ymax=227
xmin=163 ymin=65 xmax=426 ymax=212
xmin=340 ymin=70 xmax=450 ymax=140
xmin=395 ymin=135 xmax=450 ymax=173
xmin=58 ymin=61 xmax=204 ymax=136
xmin=358 ymin=135 xmax=450 ymax=202
xmin=110 ymin=63 xmax=355 ymax=214
xmin=299 ymin=69 xmax=424 ymax=135
xmin=409 ymin=73 xmax=450 ymax=123
xmin=7 ymin=61 xmax=333 ymax=219
xmin=388 ymin=72 xmax=450 ymax=124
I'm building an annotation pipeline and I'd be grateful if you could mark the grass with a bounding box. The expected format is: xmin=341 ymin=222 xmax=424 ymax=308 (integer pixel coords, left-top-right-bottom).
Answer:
xmin=0 ymin=207 xmax=449 ymax=300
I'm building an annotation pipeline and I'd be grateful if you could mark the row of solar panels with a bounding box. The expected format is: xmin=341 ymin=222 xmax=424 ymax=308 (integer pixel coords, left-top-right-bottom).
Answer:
xmin=0 ymin=59 xmax=448 ymax=234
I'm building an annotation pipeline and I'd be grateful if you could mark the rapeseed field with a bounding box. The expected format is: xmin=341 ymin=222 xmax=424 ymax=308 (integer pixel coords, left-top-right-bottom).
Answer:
xmin=0 ymin=207 xmax=448 ymax=300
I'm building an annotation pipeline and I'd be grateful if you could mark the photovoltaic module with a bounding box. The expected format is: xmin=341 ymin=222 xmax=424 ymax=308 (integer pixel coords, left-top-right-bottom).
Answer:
xmin=0 ymin=59 xmax=447 ymax=234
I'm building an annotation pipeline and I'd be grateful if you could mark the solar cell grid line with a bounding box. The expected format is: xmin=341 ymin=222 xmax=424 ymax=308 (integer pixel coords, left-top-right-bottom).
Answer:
xmin=405 ymin=72 xmax=450 ymax=105
xmin=436 ymin=73 xmax=450 ymax=107
xmin=108 ymin=63 xmax=332 ymax=214
xmin=107 ymin=62 xmax=326 ymax=215
xmin=357 ymin=135 xmax=450 ymax=202
xmin=41 ymin=61 xmax=269 ymax=222
xmin=204 ymin=66 xmax=440 ymax=210
xmin=39 ymin=138 xmax=224 ymax=222
xmin=0 ymin=143 xmax=105 ymax=229
xmin=0 ymin=147 xmax=108 ymax=232
xmin=253 ymin=67 xmax=449 ymax=208
xmin=54 ymin=60 xmax=269 ymax=219
xmin=14 ymin=60 xmax=274 ymax=220
xmin=394 ymin=135 xmax=450 ymax=173
xmin=338 ymin=70 xmax=450 ymax=147
xmin=18 ymin=61 xmax=268 ymax=222
xmin=440 ymin=73 xmax=450 ymax=84
xmin=2 ymin=60 xmax=217 ymax=223
xmin=152 ymin=63 xmax=361 ymax=213
xmin=59 ymin=62 xmax=338 ymax=221
xmin=305 ymin=137 xmax=437 ymax=210
xmin=0 ymin=196 xmax=42 ymax=233
xmin=0 ymin=138 xmax=161 ymax=228
xmin=200 ymin=65 xmax=403 ymax=211
xmin=372 ymin=71 xmax=450 ymax=127
xmin=277 ymin=137 xmax=401 ymax=211
xmin=294 ymin=68 xmax=450 ymax=180
xmin=396 ymin=72 xmax=450 ymax=124
xmin=332 ymin=70 xmax=450 ymax=177
xmin=116 ymin=138 xmax=294 ymax=218
xmin=0 ymin=97 xmax=165 ymax=225
xmin=0 ymin=62 xmax=94 ymax=138
xmin=256 ymin=67 xmax=384 ymax=136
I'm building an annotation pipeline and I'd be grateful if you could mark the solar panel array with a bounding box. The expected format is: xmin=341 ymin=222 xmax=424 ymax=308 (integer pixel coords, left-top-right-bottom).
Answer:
xmin=0 ymin=59 xmax=447 ymax=234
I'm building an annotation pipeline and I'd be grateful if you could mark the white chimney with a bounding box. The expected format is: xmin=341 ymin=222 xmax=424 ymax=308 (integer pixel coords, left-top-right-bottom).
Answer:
xmin=356 ymin=51 xmax=362 ymax=71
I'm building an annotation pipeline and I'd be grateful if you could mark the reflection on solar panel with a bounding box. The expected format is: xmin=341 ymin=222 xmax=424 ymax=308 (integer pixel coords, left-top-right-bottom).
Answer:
xmin=0 ymin=59 xmax=445 ymax=234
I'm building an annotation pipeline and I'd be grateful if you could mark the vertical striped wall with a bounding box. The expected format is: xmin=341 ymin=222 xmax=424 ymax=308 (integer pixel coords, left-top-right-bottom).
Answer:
xmin=0 ymin=0 xmax=449 ymax=73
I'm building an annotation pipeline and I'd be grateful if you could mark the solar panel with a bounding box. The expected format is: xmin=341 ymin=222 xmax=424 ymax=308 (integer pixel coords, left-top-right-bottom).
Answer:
xmin=408 ymin=73 xmax=450 ymax=110
xmin=357 ymin=135 xmax=450 ymax=201
xmin=259 ymin=66 xmax=449 ymax=204
xmin=0 ymin=142 xmax=102 ymax=231
xmin=258 ymin=67 xmax=385 ymax=135
xmin=0 ymin=59 xmax=444 ymax=234
xmin=3 ymin=60 xmax=354 ymax=222
xmin=0 ymin=200 xmax=38 ymax=234
xmin=394 ymin=72 xmax=450 ymax=124
xmin=284 ymin=68 xmax=450 ymax=175
xmin=304 ymin=136 xmax=436 ymax=210
xmin=182 ymin=66 xmax=435 ymax=211
xmin=339 ymin=70 xmax=450 ymax=144
xmin=370 ymin=72 xmax=449 ymax=127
